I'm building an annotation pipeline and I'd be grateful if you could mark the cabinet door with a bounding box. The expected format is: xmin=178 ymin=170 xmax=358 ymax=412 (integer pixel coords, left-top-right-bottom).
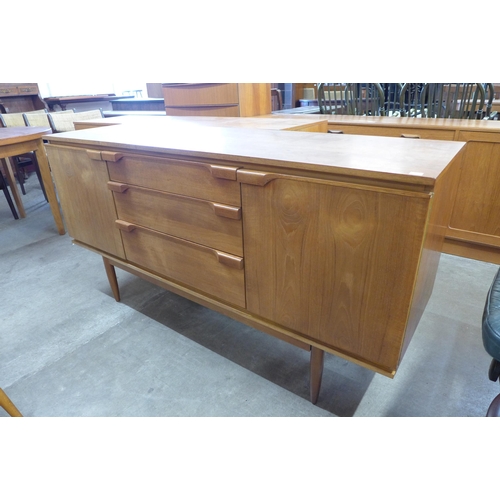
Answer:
xmin=449 ymin=131 xmax=500 ymax=243
xmin=45 ymin=145 xmax=125 ymax=258
xmin=240 ymin=172 xmax=430 ymax=372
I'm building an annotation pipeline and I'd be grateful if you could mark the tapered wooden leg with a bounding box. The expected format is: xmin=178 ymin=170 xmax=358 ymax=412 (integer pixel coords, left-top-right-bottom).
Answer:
xmin=310 ymin=346 xmax=325 ymax=404
xmin=0 ymin=388 xmax=23 ymax=417
xmin=103 ymin=257 xmax=121 ymax=301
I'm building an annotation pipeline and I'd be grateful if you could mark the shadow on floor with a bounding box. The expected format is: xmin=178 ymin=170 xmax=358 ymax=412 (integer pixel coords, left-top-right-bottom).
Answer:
xmin=108 ymin=272 xmax=376 ymax=416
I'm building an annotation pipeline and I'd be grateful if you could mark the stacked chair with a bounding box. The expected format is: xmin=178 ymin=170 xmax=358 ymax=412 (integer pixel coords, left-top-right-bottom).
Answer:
xmin=0 ymin=110 xmax=49 ymax=200
xmin=0 ymin=167 xmax=18 ymax=219
xmin=318 ymin=83 xmax=496 ymax=120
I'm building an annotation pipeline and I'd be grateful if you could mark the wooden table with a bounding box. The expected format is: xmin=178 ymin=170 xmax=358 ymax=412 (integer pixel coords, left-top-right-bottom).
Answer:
xmin=0 ymin=127 xmax=65 ymax=235
xmin=110 ymin=98 xmax=165 ymax=112
xmin=44 ymin=95 xmax=130 ymax=111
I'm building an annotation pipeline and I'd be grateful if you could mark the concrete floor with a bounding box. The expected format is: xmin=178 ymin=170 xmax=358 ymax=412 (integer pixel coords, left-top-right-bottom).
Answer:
xmin=1 ymin=173 xmax=500 ymax=417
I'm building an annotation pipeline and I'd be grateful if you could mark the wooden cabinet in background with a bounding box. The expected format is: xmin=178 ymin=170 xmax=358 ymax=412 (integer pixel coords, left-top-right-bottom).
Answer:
xmin=0 ymin=83 xmax=46 ymax=113
xmin=162 ymin=83 xmax=271 ymax=117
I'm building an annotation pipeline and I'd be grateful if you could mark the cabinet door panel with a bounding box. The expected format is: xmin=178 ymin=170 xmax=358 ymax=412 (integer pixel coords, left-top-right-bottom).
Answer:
xmin=242 ymin=177 xmax=430 ymax=372
xmin=449 ymin=135 xmax=500 ymax=238
xmin=45 ymin=145 xmax=125 ymax=258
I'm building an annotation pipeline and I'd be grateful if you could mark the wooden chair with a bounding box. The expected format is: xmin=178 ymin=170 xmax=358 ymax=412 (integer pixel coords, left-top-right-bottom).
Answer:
xmin=422 ymin=83 xmax=486 ymax=119
xmin=398 ymin=83 xmax=427 ymax=117
xmin=48 ymin=109 xmax=104 ymax=132
xmin=0 ymin=167 xmax=19 ymax=219
xmin=318 ymin=83 xmax=350 ymax=114
xmin=344 ymin=83 xmax=386 ymax=116
xmin=380 ymin=83 xmax=403 ymax=116
xmin=0 ymin=110 xmax=49 ymax=200
xmin=271 ymin=88 xmax=283 ymax=111
xmin=0 ymin=388 xmax=23 ymax=417
xmin=23 ymin=109 xmax=74 ymax=130
xmin=483 ymin=83 xmax=497 ymax=119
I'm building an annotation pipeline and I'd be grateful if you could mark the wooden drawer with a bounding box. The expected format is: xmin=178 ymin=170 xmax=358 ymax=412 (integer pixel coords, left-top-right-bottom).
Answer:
xmin=0 ymin=85 xmax=18 ymax=96
xmin=329 ymin=124 xmax=455 ymax=141
xmin=16 ymin=84 xmax=38 ymax=94
xmin=117 ymin=221 xmax=245 ymax=308
xmin=108 ymin=182 xmax=243 ymax=256
xmin=165 ymin=105 xmax=239 ymax=117
xmin=105 ymin=152 xmax=241 ymax=206
xmin=457 ymin=130 xmax=500 ymax=143
xmin=162 ymin=83 xmax=239 ymax=106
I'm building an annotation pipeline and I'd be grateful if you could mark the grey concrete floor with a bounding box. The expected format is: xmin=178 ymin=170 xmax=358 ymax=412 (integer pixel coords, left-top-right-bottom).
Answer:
xmin=1 ymin=173 xmax=499 ymax=417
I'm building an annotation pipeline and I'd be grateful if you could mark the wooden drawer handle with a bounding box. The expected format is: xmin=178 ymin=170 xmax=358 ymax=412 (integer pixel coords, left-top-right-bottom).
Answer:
xmin=328 ymin=130 xmax=344 ymax=134
xmin=107 ymin=181 xmax=129 ymax=193
xmin=86 ymin=150 xmax=102 ymax=161
xmin=215 ymin=251 xmax=244 ymax=270
xmin=207 ymin=164 xmax=239 ymax=180
xmin=211 ymin=203 xmax=241 ymax=220
xmin=401 ymin=134 xmax=421 ymax=139
xmin=101 ymin=152 xmax=124 ymax=162
xmin=237 ymin=170 xmax=281 ymax=187
xmin=115 ymin=220 xmax=136 ymax=232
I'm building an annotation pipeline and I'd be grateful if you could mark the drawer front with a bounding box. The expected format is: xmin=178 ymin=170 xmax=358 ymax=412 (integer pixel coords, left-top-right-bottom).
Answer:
xmin=118 ymin=222 xmax=245 ymax=308
xmin=106 ymin=153 xmax=241 ymax=206
xmin=17 ymin=85 xmax=38 ymax=94
xmin=165 ymin=105 xmax=240 ymax=117
xmin=0 ymin=85 xmax=18 ymax=95
xmin=162 ymin=83 xmax=239 ymax=106
xmin=457 ymin=131 xmax=500 ymax=143
xmin=330 ymin=124 xmax=455 ymax=141
xmin=109 ymin=183 xmax=243 ymax=256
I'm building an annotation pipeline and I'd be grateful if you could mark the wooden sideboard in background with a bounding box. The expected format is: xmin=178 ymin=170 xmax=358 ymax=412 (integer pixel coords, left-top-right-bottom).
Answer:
xmin=0 ymin=83 xmax=46 ymax=113
xmin=162 ymin=83 xmax=271 ymax=117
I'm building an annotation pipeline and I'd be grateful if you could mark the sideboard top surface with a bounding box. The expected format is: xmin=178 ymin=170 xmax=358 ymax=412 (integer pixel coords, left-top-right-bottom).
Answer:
xmin=44 ymin=120 xmax=465 ymax=186
xmin=291 ymin=113 xmax=500 ymax=133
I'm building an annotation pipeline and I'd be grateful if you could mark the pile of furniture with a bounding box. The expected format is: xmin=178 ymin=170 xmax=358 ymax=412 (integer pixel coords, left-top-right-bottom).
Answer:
xmin=318 ymin=83 xmax=496 ymax=119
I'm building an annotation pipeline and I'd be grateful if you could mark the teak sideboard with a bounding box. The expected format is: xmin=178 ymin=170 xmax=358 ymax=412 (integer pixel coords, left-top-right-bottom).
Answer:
xmin=44 ymin=123 xmax=464 ymax=403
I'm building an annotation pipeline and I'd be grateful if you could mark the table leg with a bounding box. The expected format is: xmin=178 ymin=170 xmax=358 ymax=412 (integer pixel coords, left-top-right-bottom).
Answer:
xmin=3 ymin=157 xmax=26 ymax=218
xmin=103 ymin=257 xmax=121 ymax=301
xmin=0 ymin=388 xmax=23 ymax=417
xmin=34 ymin=139 xmax=66 ymax=235
xmin=310 ymin=346 xmax=325 ymax=404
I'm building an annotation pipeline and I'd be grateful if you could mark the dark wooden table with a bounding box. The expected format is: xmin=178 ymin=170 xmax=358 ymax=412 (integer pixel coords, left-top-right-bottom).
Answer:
xmin=44 ymin=94 xmax=131 ymax=111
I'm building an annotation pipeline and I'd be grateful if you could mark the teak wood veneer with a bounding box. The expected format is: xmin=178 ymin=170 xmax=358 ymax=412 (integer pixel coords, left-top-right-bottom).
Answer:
xmin=289 ymin=114 xmax=500 ymax=265
xmin=44 ymin=121 xmax=465 ymax=404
